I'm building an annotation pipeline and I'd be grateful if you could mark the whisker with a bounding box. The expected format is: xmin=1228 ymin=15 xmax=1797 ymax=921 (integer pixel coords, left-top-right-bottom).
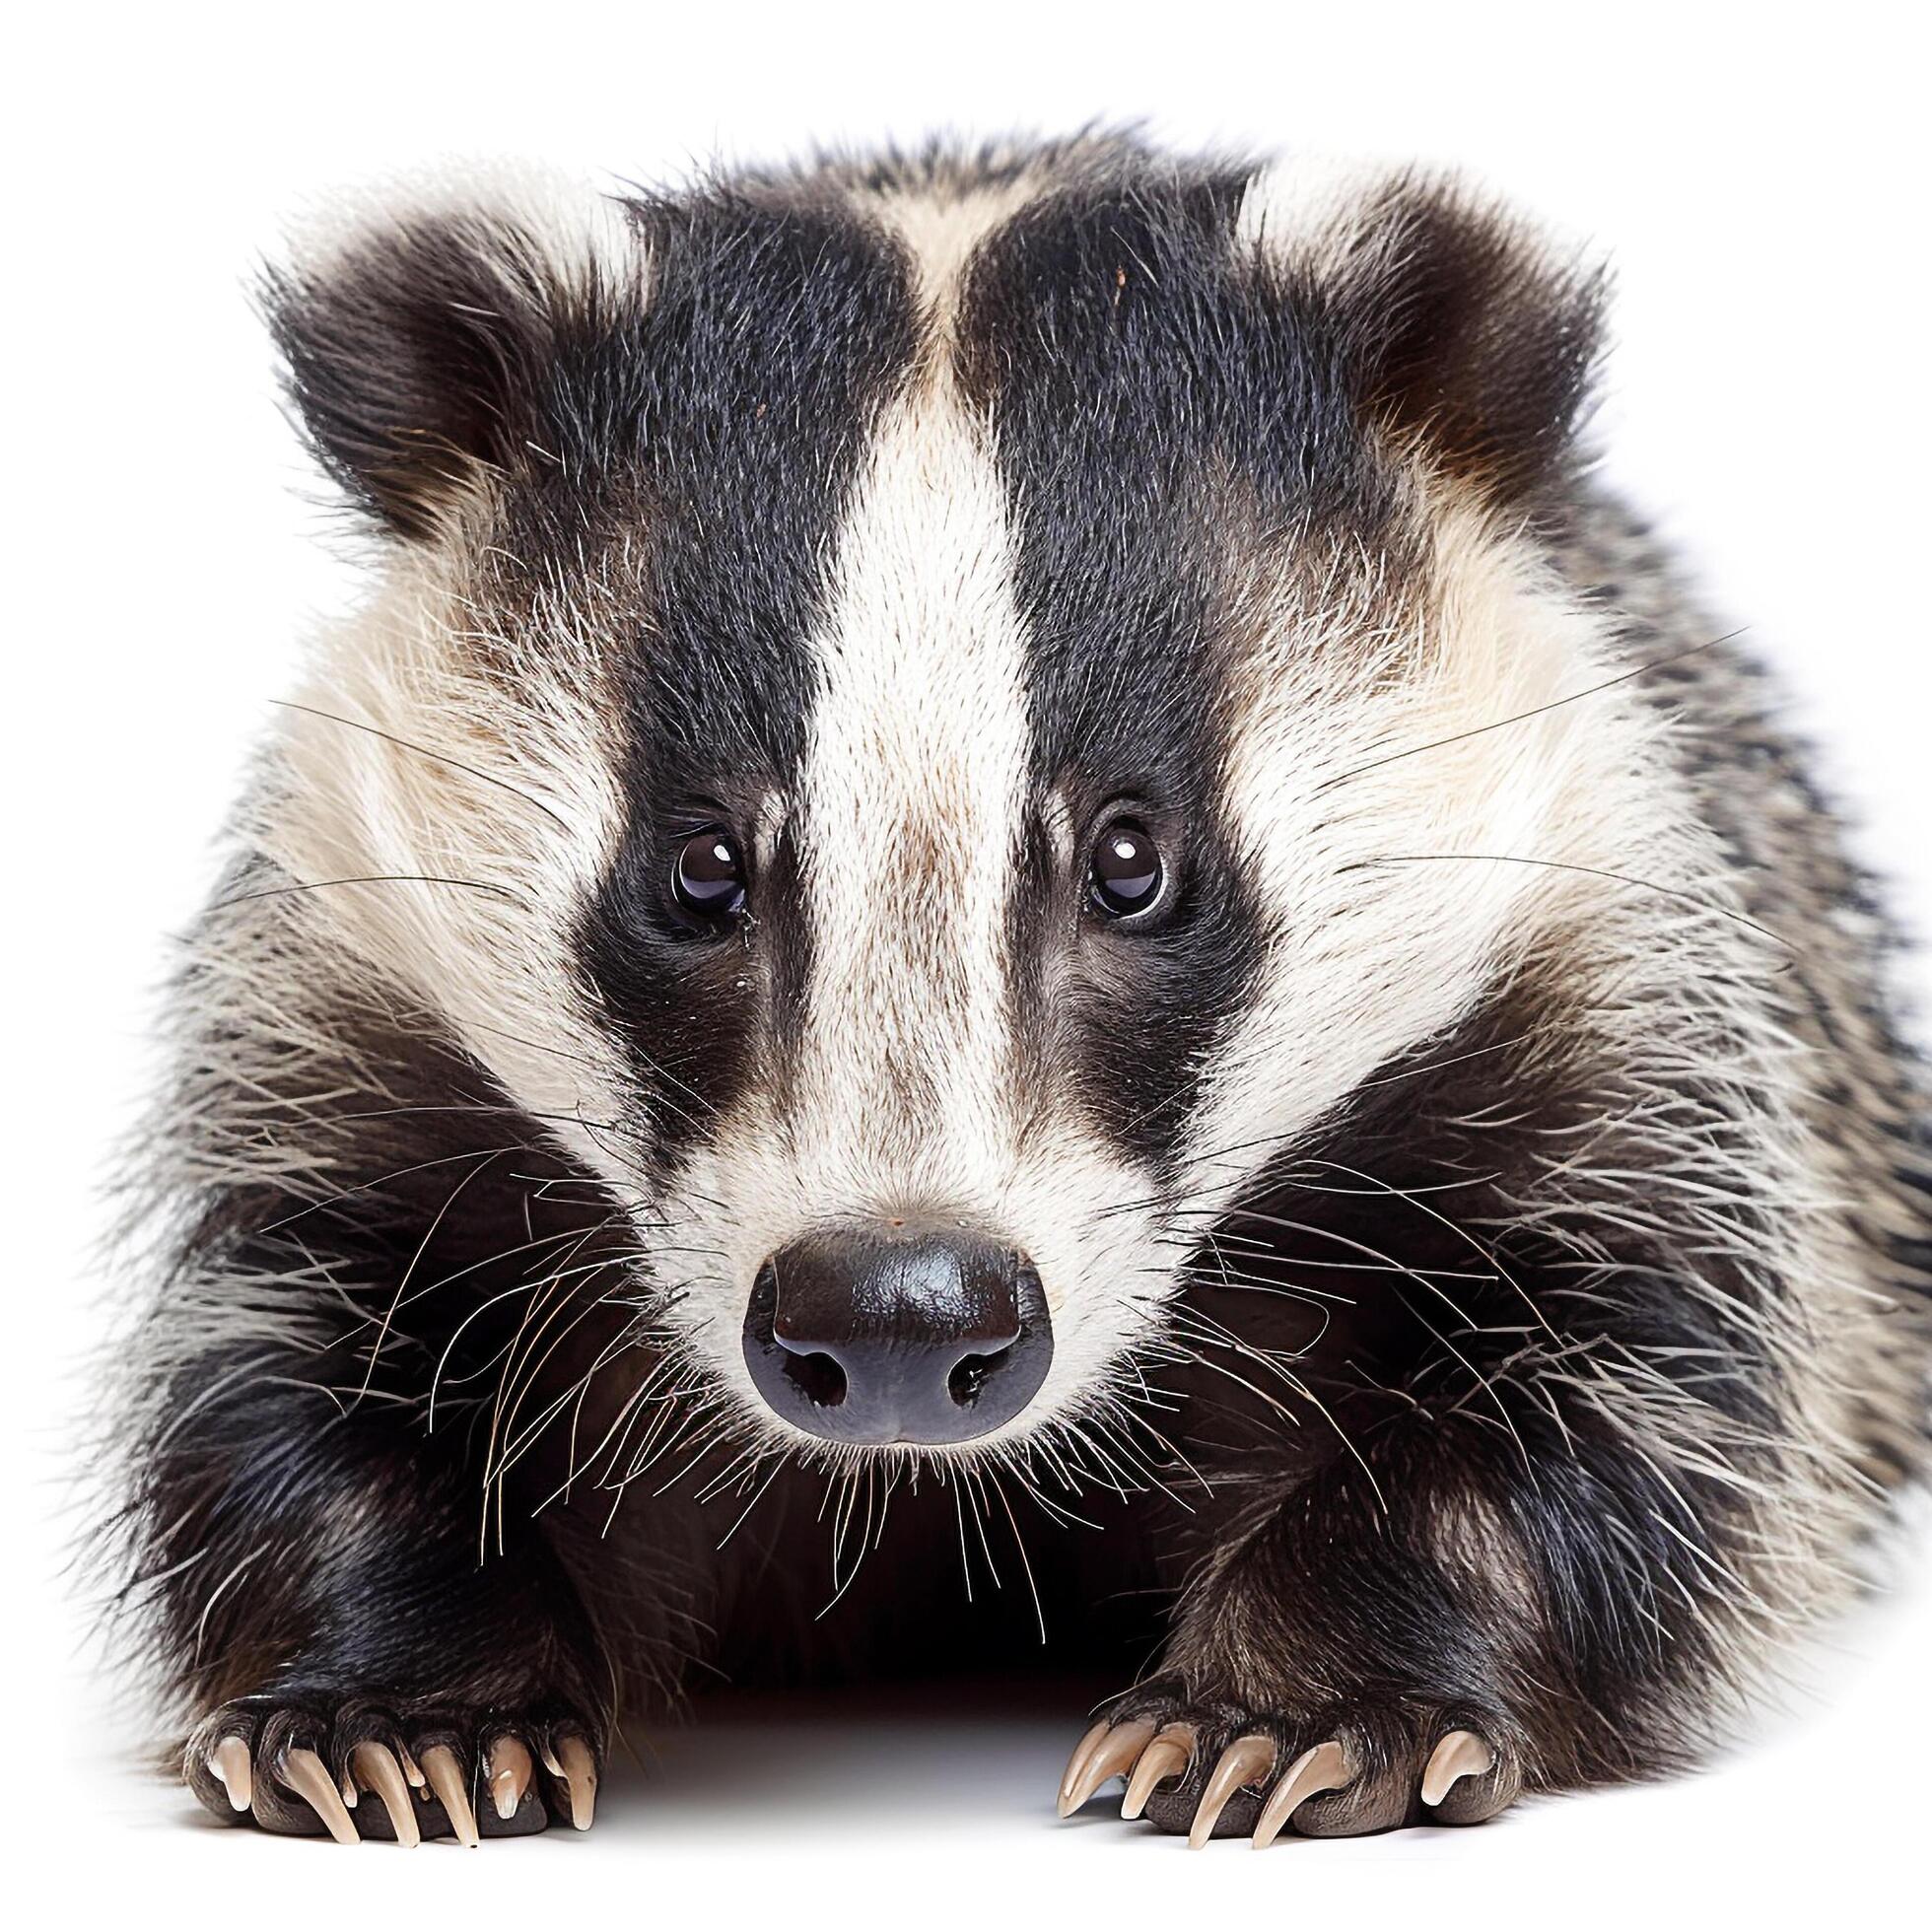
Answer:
xmin=1298 ymin=1156 xmax=1555 ymax=1341
xmin=271 ymin=697 xmax=574 ymax=833
xmin=255 ymin=1143 xmax=530 ymax=1235
xmin=467 ymin=1016 xmax=720 ymax=1126
xmin=212 ymin=873 xmax=528 ymax=912
xmin=986 ymin=1466 xmax=1048 ymax=1644
xmin=331 ymin=1100 xmax=630 ymax=1137
xmin=717 ymin=1454 xmax=790 ymax=1550
xmin=1344 ymin=853 xmax=1792 ymax=949
xmin=1317 ymin=628 xmax=1747 ymax=791
xmin=352 ymin=1148 xmax=508 ymax=1405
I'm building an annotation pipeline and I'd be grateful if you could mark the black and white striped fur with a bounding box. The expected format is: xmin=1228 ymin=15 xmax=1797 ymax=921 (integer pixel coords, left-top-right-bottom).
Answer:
xmin=105 ymin=134 xmax=1932 ymax=1843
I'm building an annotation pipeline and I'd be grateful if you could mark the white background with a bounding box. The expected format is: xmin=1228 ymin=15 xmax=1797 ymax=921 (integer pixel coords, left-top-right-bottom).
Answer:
xmin=8 ymin=3 xmax=1928 ymax=1923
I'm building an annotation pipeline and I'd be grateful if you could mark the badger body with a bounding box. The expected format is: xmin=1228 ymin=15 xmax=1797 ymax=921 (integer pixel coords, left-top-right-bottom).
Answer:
xmin=111 ymin=136 xmax=1932 ymax=1846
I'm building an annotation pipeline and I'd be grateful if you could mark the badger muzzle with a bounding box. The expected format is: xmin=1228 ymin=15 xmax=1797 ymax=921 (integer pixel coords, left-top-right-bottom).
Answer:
xmin=742 ymin=1226 xmax=1054 ymax=1444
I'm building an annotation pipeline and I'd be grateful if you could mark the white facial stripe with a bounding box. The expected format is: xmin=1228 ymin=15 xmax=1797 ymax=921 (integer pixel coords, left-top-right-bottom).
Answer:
xmin=267 ymin=543 xmax=637 ymax=1184
xmin=1188 ymin=492 xmax=1661 ymax=1203
xmin=792 ymin=382 xmax=1033 ymax=1204
xmin=763 ymin=179 xmax=1061 ymax=1214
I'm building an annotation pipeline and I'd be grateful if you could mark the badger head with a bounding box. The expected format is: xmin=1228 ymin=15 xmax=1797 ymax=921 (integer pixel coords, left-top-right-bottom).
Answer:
xmin=258 ymin=142 xmax=1635 ymax=1480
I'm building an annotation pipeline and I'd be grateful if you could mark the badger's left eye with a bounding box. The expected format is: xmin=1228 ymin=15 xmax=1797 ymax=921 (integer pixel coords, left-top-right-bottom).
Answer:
xmin=672 ymin=828 xmax=746 ymax=919
xmin=1088 ymin=820 xmax=1163 ymax=918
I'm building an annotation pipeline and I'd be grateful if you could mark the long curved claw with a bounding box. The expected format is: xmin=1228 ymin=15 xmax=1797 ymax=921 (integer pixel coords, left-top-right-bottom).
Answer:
xmin=208 ymin=1736 xmax=252 ymax=1813
xmin=1055 ymin=1720 xmax=1112 ymax=1817
xmin=1420 ymin=1729 xmax=1494 ymax=1808
xmin=279 ymin=1746 xmax=361 ymax=1844
xmin=1121 ymin=1724 xmax=1195 ymax=1821
xmin=1058 ymin=1719 xmax=1155 ymax=1818
xmin=554 ymin=1735 xmax=597 ymax=1830
xmin=1250 ymin=1740 xmax=1350 ymax=1849
xmin=351 ymin=1741 xmax=420 ymax=1847
xmin=420 ymin=1743 xmax=480 ymax=1848
xmin=1188 ymin=1734 xmax=1276 ymax=1849
xmin=488 ymin=1735 xmax=534 ymax=1822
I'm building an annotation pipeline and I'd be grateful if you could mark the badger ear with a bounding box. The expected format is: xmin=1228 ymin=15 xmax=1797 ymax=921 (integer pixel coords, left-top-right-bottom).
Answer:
xmin=1247 ymin=162 xmax=1607 ymax=500
xmin=263 ymin=172 xmax=648 ymax=540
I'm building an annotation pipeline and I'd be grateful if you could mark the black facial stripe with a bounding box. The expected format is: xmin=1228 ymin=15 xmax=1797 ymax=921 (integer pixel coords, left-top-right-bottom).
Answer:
xmin=572 ymin=191 xmax=919 ymax=1169
xmin=960 ymin=166 xmax=1390 ymax=1173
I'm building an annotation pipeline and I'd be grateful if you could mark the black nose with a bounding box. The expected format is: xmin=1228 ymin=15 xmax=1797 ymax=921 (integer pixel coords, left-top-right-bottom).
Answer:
xmin=742 ymin=1228 xmax=1054 ymax=1445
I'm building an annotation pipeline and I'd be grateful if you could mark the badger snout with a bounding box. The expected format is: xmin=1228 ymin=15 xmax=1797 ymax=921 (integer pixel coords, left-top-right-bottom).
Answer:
xmin=742 ymin=1227 xmax=1053 ymax=1445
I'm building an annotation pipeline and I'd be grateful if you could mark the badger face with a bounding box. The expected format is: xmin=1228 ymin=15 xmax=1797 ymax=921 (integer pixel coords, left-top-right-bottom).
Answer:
xmin=264 ymin=146 xmax=1625 ymax=1467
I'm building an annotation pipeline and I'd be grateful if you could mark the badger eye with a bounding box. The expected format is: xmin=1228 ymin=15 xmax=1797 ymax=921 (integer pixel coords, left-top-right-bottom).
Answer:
xmin=1088 ymin=820 xmax=1163 ymax=918
xmin=671 ymin=828 xmax=746 ymax=919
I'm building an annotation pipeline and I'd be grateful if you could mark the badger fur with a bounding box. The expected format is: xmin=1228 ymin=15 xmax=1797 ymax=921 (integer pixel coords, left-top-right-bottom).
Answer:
xmin=106 ymin=134 xmax=1932 ymax=1845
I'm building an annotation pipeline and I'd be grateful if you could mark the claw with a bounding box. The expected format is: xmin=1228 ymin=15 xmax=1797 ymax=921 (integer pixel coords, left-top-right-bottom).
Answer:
xmin=279 ymin=1746 xmax=361 ymax=1845
xmin=1055 ymin=1719 xmax=1111 ymax=1817
xmin=207 ymin=1736 xmax=252 ymax=1813
xmin=398 ymin=1744 xmax=426 ymax=1789
xmin=1057 ymin=1719 xmax=1155 ymax=1818
xmin=351 ymin=1741 xmax=421 ymax=1848
xmin=1251 ymin=1740 xmax=1350 ymax=1849
xmin=421 ymin=1744 xmax=480 ymax=1848
xmin=1121 ymin=1723 xmax=1195 ymax=1821
xmin=488 ymin=1735 xmax=534 ymax=1822
xmin=1187 ymin=1735 xmax=1276 ymax=1849
xmin=554 ymin=1735 xmax=597 ymax=1830
xmin=1420 ymin=1729 xmax=1494 ymax=1807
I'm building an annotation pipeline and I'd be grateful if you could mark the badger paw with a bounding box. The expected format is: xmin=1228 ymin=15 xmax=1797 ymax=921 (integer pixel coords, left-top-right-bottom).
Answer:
xmin=1055 ymin=1686 xmax=1519 ymax=1844
xmin=184 ymin=1694 xmax=600 ymax=1845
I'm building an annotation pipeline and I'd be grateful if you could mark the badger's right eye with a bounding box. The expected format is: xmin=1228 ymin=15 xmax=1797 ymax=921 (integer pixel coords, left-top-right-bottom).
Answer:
xmin=1088 ymin=819 xmax=1163 ymax=919
xmin=671 ymin=828 xmax=746 ymax=919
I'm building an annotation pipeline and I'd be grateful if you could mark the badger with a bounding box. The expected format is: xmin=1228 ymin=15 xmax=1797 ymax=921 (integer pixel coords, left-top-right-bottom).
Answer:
xmin=105 ymin=133 xmax=1932 ymax=1849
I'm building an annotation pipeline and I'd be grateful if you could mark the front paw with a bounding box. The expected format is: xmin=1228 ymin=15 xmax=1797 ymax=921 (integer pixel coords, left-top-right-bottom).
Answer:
xmin=184 ymin=1692 xmax=600 ymax=1845
xmin=1056 ymin=1682 xmax=1519 ymax=1844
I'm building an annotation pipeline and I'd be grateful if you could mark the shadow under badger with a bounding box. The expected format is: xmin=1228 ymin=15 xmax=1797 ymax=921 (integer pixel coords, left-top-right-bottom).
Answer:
xmin=109 ymin=138 xmax=1932 ymax=1847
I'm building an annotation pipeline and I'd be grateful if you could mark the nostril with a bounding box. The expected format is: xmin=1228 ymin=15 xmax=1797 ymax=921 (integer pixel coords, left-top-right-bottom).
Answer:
xmin=946 ymin=1342 xmax=1012 ymax=1410
xmin=783 ymin=1348 xmax=848 ymax=1409
xmin=752 ymin=1262 xmax=851 ymax=1410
